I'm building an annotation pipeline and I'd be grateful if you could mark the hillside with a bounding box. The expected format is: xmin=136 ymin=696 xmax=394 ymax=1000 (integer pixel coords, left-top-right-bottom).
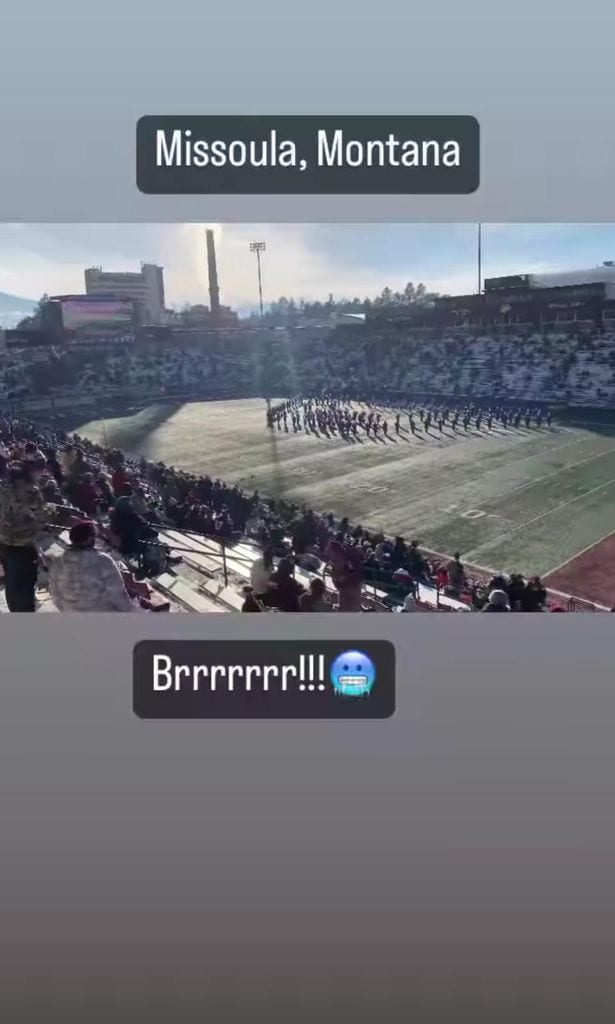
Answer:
xmin=0 ymin=291 xmax=37 ymax=328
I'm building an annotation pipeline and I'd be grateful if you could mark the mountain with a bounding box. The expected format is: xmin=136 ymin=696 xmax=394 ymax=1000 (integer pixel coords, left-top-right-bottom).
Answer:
xmin=0 ymin=291 xmax=37 ymax=329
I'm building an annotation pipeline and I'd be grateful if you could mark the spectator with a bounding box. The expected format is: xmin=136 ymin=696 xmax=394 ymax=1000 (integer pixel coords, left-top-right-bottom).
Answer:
xmin=327 ymin=539 xmax=363 ymax=611
xmin=110 ymin=489 xmax=157 ymax=558
xmin=250 ymin=545 xmax=275 ymax=597
xmin=241 ymin=586 xmax=263 ymax=612
xmin=518 ymin=578 xmax=543 ymax=612
xmin=59 ymin=447 xmax=79 ymax=480
xmin=23 ymin=441 xmax=47 ymax=463
xmin=482 ymin=589 xmax=511 ymax=613
xmin=0 ymin=443 xmax=10 ymax=479
xmin=0 ymin=461 xmax=50 ymax=612
xmin=47 ymin=520 xmax=135 ymax=612
xmin=72 ymin=472 xmax=101 ymax=518
xmin=111 ymin=457 xmax=131 ymax=498
xmin=45 ymin=448 xmax=64 ymax=487
xmin=42 ymin=478 xmax=64 ymax=504
xmin=407 ymin=540 xmax=429 ymax=581
xmin=96 ymin=472 xmax=114 ymax=508
xmin=391 ymin=536 xmax=408 ymax=570
xmin=508 ymin=573 xmax=526 ymax=610
xmin=264 ymin=557 xmax=305 ymax=612
xmin=132 ymin=485 xmax=152 ymax=518
xmin=446 ymin=552 xmax=465 ymax=595
xmin=299 ymin=577 xmax=333 ymax=611
xmin=435 ymin=565 xmax=449 ymax=590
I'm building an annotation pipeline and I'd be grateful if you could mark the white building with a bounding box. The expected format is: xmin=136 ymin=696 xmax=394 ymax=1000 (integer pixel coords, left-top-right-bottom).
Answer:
xmin=530 ymin=263 xmax=615 ymax=299
xmin=84 ymin=262 xmax=165 ymax=323
xmin=332 ymin=313 xmax=366 ymax=326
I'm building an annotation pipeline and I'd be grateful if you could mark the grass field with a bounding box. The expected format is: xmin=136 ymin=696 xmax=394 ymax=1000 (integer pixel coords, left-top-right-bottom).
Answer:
xmin=77 ymin=398 xmax=615 ymax=608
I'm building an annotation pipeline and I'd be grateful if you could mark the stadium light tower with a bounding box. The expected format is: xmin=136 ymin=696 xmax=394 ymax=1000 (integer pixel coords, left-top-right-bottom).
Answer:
xmin=477 ymin=222 xmax=482 ymax=295
xmin=249 ymin=241 xmax=266 ymax=317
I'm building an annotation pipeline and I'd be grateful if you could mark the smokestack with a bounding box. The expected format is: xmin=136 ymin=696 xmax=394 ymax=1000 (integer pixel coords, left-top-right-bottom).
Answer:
xmin=206 ymin=229 xmax=220 ymax=320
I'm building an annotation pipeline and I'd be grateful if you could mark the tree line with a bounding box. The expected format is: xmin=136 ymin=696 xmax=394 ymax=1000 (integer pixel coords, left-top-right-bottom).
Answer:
xmin=245 ymin=282 xmax=442 ymax=324
xmin=17 ymin=281 xmax=443 ymax=331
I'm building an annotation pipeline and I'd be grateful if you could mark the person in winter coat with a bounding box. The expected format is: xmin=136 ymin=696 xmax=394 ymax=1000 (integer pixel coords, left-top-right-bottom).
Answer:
xmin=326 ymin=539 xmax=363 ymax=611
xmin=250 ymin=546 xmax=275 ymax=597
xmin=48 ymin=520 xmax=134 ymax=612
xmin=482 ymin=589 xmax=511 ymax=613
xmin=0 ymin=460 xmax=51 ymax=612
xmin=110 ymin=490 xmax=157 ymax=557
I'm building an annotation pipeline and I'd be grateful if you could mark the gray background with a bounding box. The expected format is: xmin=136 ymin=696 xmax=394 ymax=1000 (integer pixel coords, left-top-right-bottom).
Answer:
xmin=1 ymin=0 xmax=615 ymax=220
xmin=3 ymin=1 xmax=615 ymax=1020
xmin=2 ymin=615 xmax=615 ymax=1022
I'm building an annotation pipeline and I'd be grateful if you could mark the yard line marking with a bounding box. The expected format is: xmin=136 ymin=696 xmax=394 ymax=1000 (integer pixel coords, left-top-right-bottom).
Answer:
xmin=543 ymin=527 xmax=615 ymax=579
xmin=544 ymin=586 xmax=609 ymax=611
xmin=467 ymin=473 xmax=615 ymax=558
xmin=426 ymin=440 xmax=615 ymax=521
xmin=396 ymin=440 xmax=615 ymax=535
xmin=266 ymin=427 xmax=588 ymax=498
xmin=397 ymin=432 xmax=599 ymax=509
xmin=261 ymin=426 xmax=597 ymax=511
xmin=489 ymin=442 xmax=615 ymax=501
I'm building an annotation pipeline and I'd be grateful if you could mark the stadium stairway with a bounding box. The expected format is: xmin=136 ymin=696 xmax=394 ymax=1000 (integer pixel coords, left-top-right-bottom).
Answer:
xmin=0 ymin=527 xmax=469 ymax=615
xmin=154 ymin=528 xmax=470 ymax=613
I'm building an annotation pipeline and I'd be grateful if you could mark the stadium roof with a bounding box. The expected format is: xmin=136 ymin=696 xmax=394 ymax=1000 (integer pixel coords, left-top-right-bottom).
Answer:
xmin=333 ymin=312 xmax=366 ymax=324
xmin=48 ymin=294 xmax=134 ymax=302
xmin=530 ymin=265 xmax=615 ymax=296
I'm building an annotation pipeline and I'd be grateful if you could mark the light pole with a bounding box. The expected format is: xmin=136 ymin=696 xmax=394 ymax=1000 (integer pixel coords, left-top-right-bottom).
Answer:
xmin=477 ymin=222 xmax=482 ymax=295
xmin=249 ymin=241 xmax=266 ymax=317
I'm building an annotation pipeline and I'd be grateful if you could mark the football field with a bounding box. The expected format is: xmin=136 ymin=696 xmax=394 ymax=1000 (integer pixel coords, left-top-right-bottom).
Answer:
xmin=78 ymin=398 xmax=615 ymax=608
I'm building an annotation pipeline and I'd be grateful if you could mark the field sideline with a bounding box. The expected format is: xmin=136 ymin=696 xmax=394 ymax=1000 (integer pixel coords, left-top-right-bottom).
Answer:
xmin=77 ymin=398 xmax=615 ymax=607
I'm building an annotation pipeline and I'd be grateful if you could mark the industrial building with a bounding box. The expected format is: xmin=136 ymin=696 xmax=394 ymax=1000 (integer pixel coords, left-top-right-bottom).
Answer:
xmin=84 ymin=262 xmax=165 ymax=323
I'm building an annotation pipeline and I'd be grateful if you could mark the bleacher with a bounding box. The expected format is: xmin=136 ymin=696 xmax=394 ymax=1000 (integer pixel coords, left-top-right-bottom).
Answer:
xmin=150 ymin=528 xmax=470 ymax=615
xmin=4 ymin=324 xmax=615 ymax=410
xmin=3 ymin=320 xmax=615 ymax=615
xmin=1 ymin=523 xmax=468 ymax=615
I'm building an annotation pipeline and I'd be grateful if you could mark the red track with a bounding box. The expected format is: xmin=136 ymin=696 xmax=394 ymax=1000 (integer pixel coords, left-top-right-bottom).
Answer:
xmin=544 ymin=532 xmax=615 ymax=610
xmin=425 ymin=543 xmax=613 ymax=611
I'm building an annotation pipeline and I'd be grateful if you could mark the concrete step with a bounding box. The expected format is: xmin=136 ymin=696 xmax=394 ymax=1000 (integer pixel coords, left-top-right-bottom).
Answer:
xmin=201 ymin=577 xmax=246 ymax=611
xmin=156 ymin=573 xmax=225 ymax=613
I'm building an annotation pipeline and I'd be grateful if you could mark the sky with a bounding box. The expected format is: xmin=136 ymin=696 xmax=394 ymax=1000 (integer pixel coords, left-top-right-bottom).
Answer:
xmin=1 ymin=223 xmax=615 ymax=315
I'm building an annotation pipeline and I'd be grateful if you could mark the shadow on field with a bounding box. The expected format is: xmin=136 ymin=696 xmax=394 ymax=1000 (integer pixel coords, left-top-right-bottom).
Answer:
xmin=265 ymin=427 xmax=289 ymax=498
xmin=566 ymin=421 xmax=615 ymax=440
xmin=72 ymin=401 xmax=184 ymax=452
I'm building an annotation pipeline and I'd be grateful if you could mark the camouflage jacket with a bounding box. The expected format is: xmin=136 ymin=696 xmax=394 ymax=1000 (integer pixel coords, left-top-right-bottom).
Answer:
xmin=0 ymin=478 xmax=49 ymax=547
xmin=48 ymin=548 xmax=134 ymax=612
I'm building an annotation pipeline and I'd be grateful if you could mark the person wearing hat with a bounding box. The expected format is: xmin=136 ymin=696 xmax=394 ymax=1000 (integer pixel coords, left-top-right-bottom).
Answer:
xmin=22 ymin=441 xmax=48 ymax=464
xmin=262 ymin=557 xmax=305 ymax=612
xmin=48 ymin=520 xmax=134 ymax=612
xmin=446 ymin=552 xmax=466 ymax=595
xmin=326 ymin=538 xmax=363 ymax=611
xmin=406 ymin=540 xmax=429 ymax=582
xmin=299 ymin=577 xmax=333 ymax=612
xmin=482 ymin=589 xmax=511 ymax=613
xmin=0 ymin=460 xmax=51 ymax=612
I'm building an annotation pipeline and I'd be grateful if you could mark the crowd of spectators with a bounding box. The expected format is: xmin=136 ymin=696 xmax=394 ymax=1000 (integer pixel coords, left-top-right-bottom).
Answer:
xmin=242 ymin=522 xmax=555 ymax=614
xmin=3 ymin=322 xmax=615 ymax=411
xmin=0 ymin=413 xmax=569 ymax=613
xmin=290 ymin=323 xmax=615 ymax=408
xmin=0 ymin=338 xmax=257 ymax=406
xmin=1 ymin=320 xmax=615 ymax=613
